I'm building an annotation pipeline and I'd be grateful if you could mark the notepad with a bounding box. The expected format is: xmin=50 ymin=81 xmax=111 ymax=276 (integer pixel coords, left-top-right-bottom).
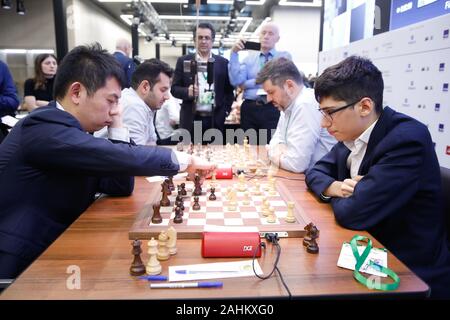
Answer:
xmin=337 ymin=242 xmax=388 ymax=277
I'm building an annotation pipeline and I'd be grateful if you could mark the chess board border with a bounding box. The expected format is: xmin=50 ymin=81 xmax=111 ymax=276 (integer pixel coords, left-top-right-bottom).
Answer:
xmin=129 ymin=179 xmax=312 ymax=240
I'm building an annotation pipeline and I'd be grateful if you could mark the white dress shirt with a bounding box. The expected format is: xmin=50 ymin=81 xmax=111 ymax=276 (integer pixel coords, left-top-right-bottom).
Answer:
xmin=120 ymin=87 xmax=157 ymax=146
xmin=268 ymin=87 xmax=337 ymax=173
xmin=343 ymin=120 xmax=378 ymax=179
xmin=155 ymin=94 xmax=181 ymax=140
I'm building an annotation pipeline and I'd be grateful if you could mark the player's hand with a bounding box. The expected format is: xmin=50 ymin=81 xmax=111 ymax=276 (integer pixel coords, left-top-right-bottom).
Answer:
xmin=231 ymin=39 xmax=245 ymax=53
xmin=109 ymin=103 xmax=124 ymax=128
xmin=188 ymin=84 xmax=199 ymax=98
xmin=341 ymin=177 xmax=363 ymax=197
xmin=186 ymin=156 xmax=217 ymax=183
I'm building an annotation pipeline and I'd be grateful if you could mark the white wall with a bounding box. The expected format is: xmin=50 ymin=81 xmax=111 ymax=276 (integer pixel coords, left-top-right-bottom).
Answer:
xmin=0 ymin=0 xmax=56 ymax=49
xmin=139 ymin=39 xmax=183 ymax=69
xmin=272 ymin=6 xmax=322 ymax=77
xmin=67 ymin=0 xmax=130 ymax=53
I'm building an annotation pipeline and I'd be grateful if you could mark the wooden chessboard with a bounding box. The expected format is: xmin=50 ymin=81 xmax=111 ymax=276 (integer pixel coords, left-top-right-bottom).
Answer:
xmin=129 ymin=177 xmax=312 ymax=240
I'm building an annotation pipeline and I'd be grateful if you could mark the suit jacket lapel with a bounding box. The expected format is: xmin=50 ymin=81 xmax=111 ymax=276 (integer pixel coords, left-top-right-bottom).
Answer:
xmin=358 ymin=107 xmax=394 ymax=175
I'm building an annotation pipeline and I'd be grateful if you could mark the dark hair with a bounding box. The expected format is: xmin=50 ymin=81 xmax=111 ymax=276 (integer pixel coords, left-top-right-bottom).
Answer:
xmin=131 ymin=59 xmax=173 ymax=90
xmin=33 ymin=53 xmax=57 ymax=91
xmin=314 ymin=56 xmax=384 ymax=114
xmin=54 ymin=43 xmax=125 ymax=100
xmin=193 ymin=22 xmax=216 ymax=41
xmin=256 ymin=57 xmax=303 ymax=87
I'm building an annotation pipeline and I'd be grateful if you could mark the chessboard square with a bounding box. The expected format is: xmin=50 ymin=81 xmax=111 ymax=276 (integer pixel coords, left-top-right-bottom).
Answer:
xmin=198 ymin=196 xmax=208 ymax=202
xmin=270 ymin=200 xmax=286 ymax=207
xmin=207 ymin=201 xmax=223 ymax=207
xmin=206 ymin=207 xmax=224 ymax=213
xmin=239 ymin=206 xmax=256 ymax=212
xmin=252 ymin=196 xmax=263 ymax=201
xmin=224 ymin=212 xmax=242 ymax=219
xmin=160 ymin=206 xmax=173 ymax=213
xmin=206 ymin=219 xmax=225 ymax=225
xmin=206 ymin=212 xmax=224 ymax=219
xmin=242 ymin=218 xmax=261 ymax=225
xmin=240 ymin=212 xmax=259 ymax=219
xmin=274 ymin=211 xmax=287 ymax=218
xmin=187 ymin=218 xmax=207 ymax=226
xmin=149 ymin=218 xmax=170 ymax=226
xmin=224 ymin=218 xmax=244 ymax=226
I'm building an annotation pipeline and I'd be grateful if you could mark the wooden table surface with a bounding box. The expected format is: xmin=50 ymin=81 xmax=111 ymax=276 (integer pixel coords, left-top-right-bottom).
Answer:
xmin=1 ymin=166 xmax=429 ymax=299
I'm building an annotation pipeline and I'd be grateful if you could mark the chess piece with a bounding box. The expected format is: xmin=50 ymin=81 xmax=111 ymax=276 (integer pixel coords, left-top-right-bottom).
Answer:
xmin=192 ymin=196 xmax=201 ymax=210
xmin=306 ymin=225 xmax=319 ymax=254
xmin=180 ymin=182 xmax=187 ymax=196
xmin=130 ymin=240 xmax=146 ymax=276
xmin=175 ymin=195 xmax=184 ymax=211
xmin=146 ymin=238 xmax=162 ymax=275
xmin=151 ymin=204 xmax=162 ymax=224
xmin=168 ymin=176 xmax=175 ymax=191
xmin=209 ymin=187 xmax=216 ymax=201
xmin=303 ymin=222 xmax=314 ymax=247
xmin=227 ymin=189 xmax=238 ymax=211
xmin=242 ymin=192 xmax=250 ymax=205
xmin=160 ymin=181 xmax=171 ymax=207
xmin=167 ymin=226 xmax=177 ymax=255
xmin=266 ymin=207 xmax=276 ymax=223
xmin=285 ymin=201 xmax=296 ymax=223
xmin=193 ymin=174 xmax=202 ymax=196
xmin=238 ymin=173 xmax=246 ymax=191
xmin=157 ymin=231 xmax=170 ymax=261
xmin=261 ymin=198 xmax=270 ymax=217
xmin=173 ymin=206 xmax=183 ymax=223
xmin=253 ymin=179 xmax=262 ymax=195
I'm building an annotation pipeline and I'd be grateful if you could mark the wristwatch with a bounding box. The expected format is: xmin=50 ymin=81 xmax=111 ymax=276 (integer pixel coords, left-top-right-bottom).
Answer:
xmin=319 ymin=193 xmax=332 ymax=202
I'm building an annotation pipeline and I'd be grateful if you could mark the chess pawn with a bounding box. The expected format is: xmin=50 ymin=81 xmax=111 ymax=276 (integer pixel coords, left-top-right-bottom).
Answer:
xmin=285 ymin=201 xmax=296 ymax=223
xmin=192 ymin=196 xmax=201 ymax=211
xmin=146 ymin=238 xmax=162 ymax=275
xmin=269 ymin=178 xmax=277 ymax=195
xmin=242 ymin=192 xmax=250 ymax=205
xmin=266 ymin=207 xmax=276 ymax=223
xmin=157 ymin=231 xmax=170 ymax=261
xmin=167 ymin=226 xmax=178 ymax=255
xmin=173 ymin=206 xmax=183 ymax=224
xmin=253 ymin=179 xmax=262 ymax=195
xmin=209 ymin=187 xmax=216 ymax=201
xmin=261 ymin=199 xmax=270 ymax=217
xmin=130 ymin=240 xmax=146 ymax=276
xmin=238 ymin=173 xmax=246 ymax=192
xmin=151 ymin=204 xmax=162 ymax=224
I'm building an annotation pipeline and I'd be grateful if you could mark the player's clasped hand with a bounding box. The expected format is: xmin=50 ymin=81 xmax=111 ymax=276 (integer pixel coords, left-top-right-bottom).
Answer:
xmin=340 ymin=175 xmax=363 ymax=198
xmin=186 ymin=155 xmax=217 ymax=183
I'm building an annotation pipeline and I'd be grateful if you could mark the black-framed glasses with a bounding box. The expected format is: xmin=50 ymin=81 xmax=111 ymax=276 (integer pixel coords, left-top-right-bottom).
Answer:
xmin=318 ymin=99 xmax=360 ymax=122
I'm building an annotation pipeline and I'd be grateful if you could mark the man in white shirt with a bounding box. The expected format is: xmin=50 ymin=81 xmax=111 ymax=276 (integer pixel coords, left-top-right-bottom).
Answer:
xmin=155 ymin=93 xmax=181 ymax=145
xmin=96 ymin=59 xmax=172 ymax=145
xmin=255 ymin=58 xmax=336 ymax=173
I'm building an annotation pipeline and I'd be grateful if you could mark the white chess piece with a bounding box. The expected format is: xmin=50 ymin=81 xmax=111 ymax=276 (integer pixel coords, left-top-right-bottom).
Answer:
xmin=167 ymin=226 xmax=178 ymax=255
xmin=242 ymin=192 xmax=251 ymax=205
xmin=285 ymin=201 xmax=296 ymax=223
xmin=146 ymin=238 xmax=162 ymax=275
xmin=266 ymin=207 xmax=276 ymax=223
xmin=157 ymin=231 xmax=170 ymax=261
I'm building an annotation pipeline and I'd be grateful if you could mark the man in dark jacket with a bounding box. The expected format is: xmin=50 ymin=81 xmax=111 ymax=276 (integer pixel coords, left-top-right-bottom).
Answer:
xmin=306 ymin=56 xmax=450 ymax=298
xmin=0 ymin=60 xmax=20 ymax=142
xmin=0 ymin=44 xmax=215 ymax=280
xmin=171 ymin=23 xmax=234 ymax=144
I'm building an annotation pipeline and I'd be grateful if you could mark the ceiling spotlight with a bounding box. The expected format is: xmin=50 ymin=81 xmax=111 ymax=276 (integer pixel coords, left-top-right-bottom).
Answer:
xmin=16 ymin=0 xmax=25 ymax=15
xmin=1 ymin=0 xmax=12 ymax=9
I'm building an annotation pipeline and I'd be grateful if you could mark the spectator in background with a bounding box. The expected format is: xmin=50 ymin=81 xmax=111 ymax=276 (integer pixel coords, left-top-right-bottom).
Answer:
xmin=0 ymin=60 xmax=20 ymax=143
xmin=22 ymin=54 xmax=57 ymax=111
xmin=229 ymin=22 xmax=291 ymax=144
xmin=155 ymin=93 xmax=181 ymax=145
xmin=113 ymin=38 xmax=135 ymax=88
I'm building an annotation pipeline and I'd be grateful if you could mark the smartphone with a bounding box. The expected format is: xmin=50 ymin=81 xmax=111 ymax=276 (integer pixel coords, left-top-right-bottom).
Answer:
xmin=244 ymin=41 xmax=261 ymax=51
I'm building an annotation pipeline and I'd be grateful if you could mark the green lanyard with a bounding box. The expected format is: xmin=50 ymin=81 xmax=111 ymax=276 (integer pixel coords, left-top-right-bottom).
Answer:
xmin=349 ymin=235 xmax=400 ymax=291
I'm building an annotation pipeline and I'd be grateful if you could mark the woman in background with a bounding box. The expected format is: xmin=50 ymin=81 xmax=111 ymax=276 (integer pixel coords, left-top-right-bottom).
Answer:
xmin=23 ymin=53 xmax=57 ymax=111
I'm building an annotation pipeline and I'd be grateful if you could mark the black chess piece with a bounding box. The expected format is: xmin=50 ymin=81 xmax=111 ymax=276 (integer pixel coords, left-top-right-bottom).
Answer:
xmin=306 ymin=225 xmax=319 ymax=254
xmin=151 ymin=204 xmax=162 ymax=224
xmin=180 ymin=183 xmax=187 ymax=196
xmin=168 ymin=176 xmax=175 ymax=191
xmin=173 ymin=206 xmax=183 ymax=223
xmin=209 ymin=187 xmax=216 ymax=201
xmin=303 ymin=222 xmax=314 ymax=247
xmin=193 ymin=175 xmax=202 ymax=196
xmin=176 ymin=195 xmax=185 ymax=211
xmin=192 ymin=196 xmax=201 ymax=210
xmin=130 ymin=240 xmax=146 ymax=276
xmin=160 ymin=181 xmax=171 ymax=207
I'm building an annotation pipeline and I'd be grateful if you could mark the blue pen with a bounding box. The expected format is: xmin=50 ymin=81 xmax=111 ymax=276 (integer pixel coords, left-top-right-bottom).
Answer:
xmin=150 ymin=281 xmax=223 ymax=289
xmin=138 ymin=275 xmax=168 ymax=281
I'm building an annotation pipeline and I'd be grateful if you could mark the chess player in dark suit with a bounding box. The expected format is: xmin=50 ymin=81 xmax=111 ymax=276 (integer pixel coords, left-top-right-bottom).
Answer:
xmin=305 ymin=56 xmax=450 ymax=298
xmin=0 ymin=44 xmax=215 ymax=280
xmin=171 ymin=22 xmax=234 ymax=144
